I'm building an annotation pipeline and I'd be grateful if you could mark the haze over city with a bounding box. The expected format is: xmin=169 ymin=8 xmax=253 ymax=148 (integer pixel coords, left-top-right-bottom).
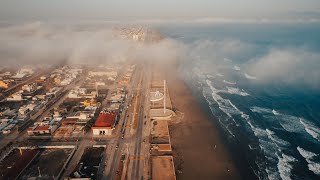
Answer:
xmin=1 ymin=0 xmax=320 ymax=23
xmin=0 ymin=1 xmax=320 ymax=180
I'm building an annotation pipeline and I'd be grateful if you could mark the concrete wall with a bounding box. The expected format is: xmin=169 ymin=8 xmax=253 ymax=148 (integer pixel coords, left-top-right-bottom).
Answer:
xmin=92 ymin=128 xmax=112 ymax=135
xmin=18 ymin=145 xmax=76 ymax=149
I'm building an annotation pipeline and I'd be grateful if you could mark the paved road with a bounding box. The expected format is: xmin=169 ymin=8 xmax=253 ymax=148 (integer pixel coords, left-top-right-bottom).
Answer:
xmin=104 ymin=65 xmax=141 ymax=180
xmin=130 ymin=63 xmax=151 ymax=180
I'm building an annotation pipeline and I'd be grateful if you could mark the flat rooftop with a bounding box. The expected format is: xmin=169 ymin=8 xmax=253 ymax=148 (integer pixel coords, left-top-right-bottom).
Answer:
xmin=151 ymin=120 xmax=169 ymax=137
xmin=151 ymin=144 xmax=172 ymax=152
xmin=152 ymin=156 xmax=176 ymax=180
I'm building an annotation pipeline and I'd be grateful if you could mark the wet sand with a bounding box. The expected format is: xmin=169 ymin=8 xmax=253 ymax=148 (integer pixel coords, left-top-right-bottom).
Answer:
xmin=165 ymin=67 xmax=243 ymax=180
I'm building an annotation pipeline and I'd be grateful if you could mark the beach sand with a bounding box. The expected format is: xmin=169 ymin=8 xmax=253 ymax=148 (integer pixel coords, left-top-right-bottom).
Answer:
xmin=164 ymin=66 xmax=243 ymax=180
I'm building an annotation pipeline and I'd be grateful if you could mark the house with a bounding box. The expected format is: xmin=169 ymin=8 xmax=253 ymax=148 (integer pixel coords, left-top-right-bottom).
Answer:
xmin=11 ymin=72 xmax=28 ymax=81
xmin=27 ymin=117 xmax=61 ymax=136
xmin=6 ymin=92 xmax=24 ymax=101
xmin=92 ymin=111 xmax=117 ymax=135
xmin=0 ymin=80 xmax=11 ymax=89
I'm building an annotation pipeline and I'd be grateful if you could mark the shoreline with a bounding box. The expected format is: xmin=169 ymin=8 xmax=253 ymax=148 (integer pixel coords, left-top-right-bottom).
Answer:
xmin=165 ymin=66 xmax=257 ymax=180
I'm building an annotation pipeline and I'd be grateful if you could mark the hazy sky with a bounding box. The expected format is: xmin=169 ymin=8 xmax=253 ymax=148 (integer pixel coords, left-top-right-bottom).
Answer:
xmin=0 ymin=0 xmax=320 ymax=22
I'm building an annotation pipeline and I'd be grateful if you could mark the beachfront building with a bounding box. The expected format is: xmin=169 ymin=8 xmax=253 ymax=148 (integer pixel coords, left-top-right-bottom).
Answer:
xmin=92 ymin=111 xmax=117 ymax=135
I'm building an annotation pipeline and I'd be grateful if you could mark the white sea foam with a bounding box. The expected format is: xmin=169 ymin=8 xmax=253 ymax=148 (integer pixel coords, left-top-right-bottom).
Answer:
xmin=205 ymin=80 xmax=249 ymax=127
xmin=228 ymin=100 xmax=250 ymax=121
xmin=277 ymin=153 xmax=296 ymax=180
xmin=206 ymin=74 xmax=215 ymax=79
xmin=297 ymin=147 xmax=317 ymax=159
xmin=205 ymin=79 xmax=239 ymax=127
xmin=224 ymin=58 xmax=232 ymax=62
xmin=297 ymin=147 xmax=320 ymax=175
xmin=234 ymin=65 xmax=241 ymax=71
xmin=205 ymin=97 xmax=236 ymax=137
xmin=251 ymin=106 xmax=306 ymax=134
xmin=223 ymin=80 xmax=237 ymax=85
xmin=299 ymin=119 xmax=320 ymax=142
xmin=245 ymin=73 xmax=257 ymax=80
xmin=266 ymin=168 xmax=279 ymax=180
xmin=249 ymin=122 xmax=294 ymax=180
xmin=248 ymin=144 xmax=257 ymax=150
xmin=226 ymin=86 xmax=250 ymax=96
xmin=266 ymin=129 xmax=290 ymax=147
xmin=216 ymin=73 xmax=224 ymax=77
xmin=308 ymin=162 xmax=320 ymax=176
xmin=251 ymin=106 xmax=272 ymax=114
xmin=272 ymin=109 xmax=280 ymax=116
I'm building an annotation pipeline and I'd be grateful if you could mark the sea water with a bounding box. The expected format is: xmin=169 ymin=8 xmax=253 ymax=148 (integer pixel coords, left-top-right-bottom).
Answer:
xmin=160 ymin=23 xmax=320 ymax=179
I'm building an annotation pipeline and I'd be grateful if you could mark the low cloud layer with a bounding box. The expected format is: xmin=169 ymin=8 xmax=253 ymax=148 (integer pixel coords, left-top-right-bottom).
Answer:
xmin=1 ymin=22 xmax=319 ymax=89
xmin=246 ymin=48 xmax=320 ymax=88
xmin=0 ymin=22 xmax=183 ymax=66
xmin=186 ymin=38 xmax=320 ymax=89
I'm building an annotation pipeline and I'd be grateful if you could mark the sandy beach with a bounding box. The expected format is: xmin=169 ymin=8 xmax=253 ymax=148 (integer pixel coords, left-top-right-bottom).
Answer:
xmin=164 ymin=66 xmax=247 ymax=180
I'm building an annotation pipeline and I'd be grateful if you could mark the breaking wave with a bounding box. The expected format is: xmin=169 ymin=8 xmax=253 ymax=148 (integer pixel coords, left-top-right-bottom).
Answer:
xmin=234 ymin=65 xmax=241 ymax=71
xmin=223 ymin=80 xmax=237 ymax=85
xmin=299 ymin=119 xmax=320 ymax=142
xmin=216 ymin=73 xmax=224 ymax=77
xmin=297 ymin=147 xmax=320 ymax=175
xmin=245 ymin=73 xmax=257 ymax=80
xmin=272 ymin=109 xmax=280 ymax=116
xmin=224 ymin=58 xmax=232 ymax=62
xmin=225 ymin=86 xmax=250 ymax=96
xmin=277 ymin=153 xmax=296 ymax=180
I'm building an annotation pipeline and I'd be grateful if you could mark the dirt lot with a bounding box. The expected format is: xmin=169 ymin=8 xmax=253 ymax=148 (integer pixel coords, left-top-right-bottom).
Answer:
xmin=19 ymin=148 xmax=73 ymax=180
xmin=151 ymin=136 xmax=170 ymax=144
xmin=152 ymin=156 xmax=176 ymax=180
xmin=70 ymin=147 xmax=104 ymax=180
xmin=151 ymin=120 xmax=169 ymax=137
xmin=151 ymin=144 xmax=172 ymax=156
xmin=0 ymin=149 xmax=39 ymax=179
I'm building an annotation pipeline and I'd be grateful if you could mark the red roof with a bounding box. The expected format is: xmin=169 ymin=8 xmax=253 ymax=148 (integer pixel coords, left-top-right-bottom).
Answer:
xmin=94 ymin=112 xmax=116 ymax=127
xmin=34 ymin=126 xmax=49 ymax=131
xmin=61 ymin=118 xmax=77 ymax=125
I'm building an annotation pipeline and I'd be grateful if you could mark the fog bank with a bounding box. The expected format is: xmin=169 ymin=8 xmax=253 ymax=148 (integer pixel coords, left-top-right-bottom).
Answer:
xmin=0 ymin=22 xmax=184 ymax=66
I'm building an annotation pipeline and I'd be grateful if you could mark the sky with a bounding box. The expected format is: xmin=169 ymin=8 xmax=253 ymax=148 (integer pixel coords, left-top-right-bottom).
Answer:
xmin=0 ymin=0 xmax=320 ymax=23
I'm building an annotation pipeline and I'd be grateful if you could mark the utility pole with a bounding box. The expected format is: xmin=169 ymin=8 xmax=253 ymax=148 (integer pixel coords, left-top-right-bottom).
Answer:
xmin=164 ymin=80 xmax=166 ymax=114
xmin=96 ymin=83 xmax=99 ymax=97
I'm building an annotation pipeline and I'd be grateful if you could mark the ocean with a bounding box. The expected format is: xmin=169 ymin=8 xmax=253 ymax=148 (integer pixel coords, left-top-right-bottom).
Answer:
xmin=159 ymin=23 xmax=320 ymax=179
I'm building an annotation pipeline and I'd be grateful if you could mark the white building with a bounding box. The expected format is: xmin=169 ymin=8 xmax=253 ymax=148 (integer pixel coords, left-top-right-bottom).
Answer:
xmin=7 ymin=92 xmax=24 ymax=101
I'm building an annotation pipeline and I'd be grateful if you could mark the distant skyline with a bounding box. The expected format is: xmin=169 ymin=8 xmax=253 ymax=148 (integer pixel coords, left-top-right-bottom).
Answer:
xmin=1 ymin=0 xmax=320 ymax=23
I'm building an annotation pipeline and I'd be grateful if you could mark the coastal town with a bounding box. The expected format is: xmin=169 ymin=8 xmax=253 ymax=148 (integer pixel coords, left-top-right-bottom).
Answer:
xmin=0 ymin=27 xmax=177 ymax=180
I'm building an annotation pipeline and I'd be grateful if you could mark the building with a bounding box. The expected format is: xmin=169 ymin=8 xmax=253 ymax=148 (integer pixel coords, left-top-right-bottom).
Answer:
xmin=11 ymin=72 xmax=28 ymax=81
xmin=6 ymin=92 xmax=24 ymax=101
xmin=19 ymin=67 xmax=34 ymax=75
xmin=0 ymin=80 xmax=11 ymax=89
xmin=92 ymin=111 xmax=117 ymax=135
xmin=27 ymin=117 xmax=61 ymax=136
xmin=46 ymin=87 xmax=63 ymax=97
xmin=68 ymin=87 xmax=97 ymax=99
xmin=22 ymin=83 xmax=39 ymax=96
xmin=82 ymin=99 xmax=98 ymax=107
xmin=88 ymin=71 xmax=117 ymax=78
